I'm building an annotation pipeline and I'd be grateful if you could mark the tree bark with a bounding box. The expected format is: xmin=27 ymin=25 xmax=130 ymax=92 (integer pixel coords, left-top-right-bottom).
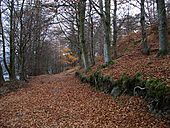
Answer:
xmin=156 ymin=0 xmax=169 ymax=55
xmin=78 ymin=0 xmax=89 ymax=69
xmin=19 ymin=0 xmax=26 ymax=80
xmin=9 ymin=0 xmax=16 ymax=80
xmin=113 ymin=0 xmax=118 ymax=58
xmin=141 ymin=0 xmax=149 ymax=54
xmin=99 ymin=0 xmax=111 ymax=63
xmin=0 ymin=0 xmax=10 ymax=75
xmin=88 ymin=0 xmax=95 ymax=66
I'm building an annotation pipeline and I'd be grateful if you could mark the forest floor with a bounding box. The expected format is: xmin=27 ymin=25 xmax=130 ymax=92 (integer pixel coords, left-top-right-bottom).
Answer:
xmin=0 ymin=70 xmax=170 ymax=128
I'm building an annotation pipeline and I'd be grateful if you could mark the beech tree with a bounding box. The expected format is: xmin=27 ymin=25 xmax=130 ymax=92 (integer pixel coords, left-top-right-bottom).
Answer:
xmin=87 ymin=0 xmax=95 ymax=65
xmin=18 ymin=0 xmax=26 ymax=80
xmin=141 ymin=0 xmax=149 ymax=54
xmin=156 ymin=0 xmax=169 ymax=55
xmin=112 ymin=0 xmax=118 ymax=58
xmin=78 ymin=0 xmax=89 ymax=69
xmin=0 ymin=0 xmax=10 ymax=77
xmin=99 ymin=0 xmax=111 ymax=63
xmin=9 ymin=0 xmax=15 ymax=80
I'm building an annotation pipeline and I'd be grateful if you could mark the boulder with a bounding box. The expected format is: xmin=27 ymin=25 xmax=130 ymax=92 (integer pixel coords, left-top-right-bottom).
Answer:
xmin=111 ymin=86 xmax=121 ymax=97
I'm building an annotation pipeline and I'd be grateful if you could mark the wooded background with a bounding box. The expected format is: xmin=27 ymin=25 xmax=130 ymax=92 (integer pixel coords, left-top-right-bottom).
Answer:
xmin=0 ymin=0 xmax=169 ymax=82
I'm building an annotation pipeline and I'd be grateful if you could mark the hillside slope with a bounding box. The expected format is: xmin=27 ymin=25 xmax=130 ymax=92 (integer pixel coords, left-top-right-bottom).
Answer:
xmin=88 ymin=25 xmax=170 ymax=86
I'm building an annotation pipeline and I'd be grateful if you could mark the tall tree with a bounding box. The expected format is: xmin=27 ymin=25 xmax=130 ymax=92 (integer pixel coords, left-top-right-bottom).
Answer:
xmin=32 ymin=0 xmax=43 ymax=75
xmin=9 ymin=0 xmax=16 ymax=80
xmin=99 ymin=0 xmax=111 ymax=63
xmin=78 ymin=0 xmax=89 ymax=69
xmin=18 ymin=0 xmax=26 ymax=80
xmin=88 ymin=0 xmax=95 ymax=65
xmin=141 ymin=0 xmax=149 ymax=54
xmin=0 ymin=0 xmax=10 ymax=75
xmin=112 ymin=0 xmax=118 ymax=58
xmin=156 ymin=0 xmax=169 ymax=55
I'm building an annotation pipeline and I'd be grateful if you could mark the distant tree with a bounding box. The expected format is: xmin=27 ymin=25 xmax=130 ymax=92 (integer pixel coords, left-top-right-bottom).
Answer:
xmin=9 ymin=0 xmax=16 ymax=80
xmin=112 ymin=0 xmax=118 ymax=58
xmin=0 ymin=0 xmax=10 ymax=76
xmin=78 ymin=0 xmax=89 ymax=69
xmin=140 ymin=0 xmax=150 ymax=54
xmin=18 ymin=0 xmax=26 ymax=80
xmin=145 ymin=0 xmax=157 ymax=25
xmin=156 ymin=0 xmax=169 ymax=55
xmin=87 ymin=0 xmax=95 ymax=65
xmin=99 ymin=0 xmax=111 ymax=63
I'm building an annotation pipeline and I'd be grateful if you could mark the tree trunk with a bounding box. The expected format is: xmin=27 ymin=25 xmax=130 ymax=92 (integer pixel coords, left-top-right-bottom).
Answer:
xmin=33 ymin=0 xmax=42 ymax=75
xmin=99 ymin=0 xmax=111 ymax=63
xmin=78 ymin=0 xmax=89 ymax=69
xmin=113 ymin=0 xmax=118 ymax=58
xmin=19 ymin=0 xmax=26 ymax=80
xmin=0 ymin=63 xmax=4 ymax=84
xmin=89 ymin=0 xmax=95 ymax=66
xmin=156 ymin=0 xmax=169 ymax=55
xmin=0 ymin=0 xmax=10 ymax=75
xmin=9 ymin=0 xmax=15 ymax=80
xmin=141 ymin=0 xmax=149 ymax=54
xmin=90 ymin=17 xmax=95 ymax=65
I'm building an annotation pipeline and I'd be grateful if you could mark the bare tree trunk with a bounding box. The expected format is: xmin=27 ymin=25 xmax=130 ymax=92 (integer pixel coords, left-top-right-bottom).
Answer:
xmin=19 ymin=0 xmax=26 ymax=80
xmin=75 ymin=5 xmax=83 ymax=67
xmin=156 ymin=0 xmax=169 ymax=55
xmin=0 ymin=0 xmax=10 ymax=75
xmin=33 ymin=0 xmax=42 ymax=75
xmin=113 ymin=0 xmax=118 ymax=58
xmin=78 ymin=0 xmax=89 ymax=69
xmin=89 ymin=0 xmax=95 ymax=65
xmin=141 ymin=0 xmax=149 ymax=54
xmin=9 ymin=0 xmax=16 ymax=80
xmin=99 ymin=0 xmax=111 ymax=63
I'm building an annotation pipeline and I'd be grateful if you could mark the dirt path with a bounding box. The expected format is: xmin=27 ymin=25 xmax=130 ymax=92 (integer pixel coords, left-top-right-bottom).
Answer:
xmin=0 ymin=73 xmax=169 ymax=128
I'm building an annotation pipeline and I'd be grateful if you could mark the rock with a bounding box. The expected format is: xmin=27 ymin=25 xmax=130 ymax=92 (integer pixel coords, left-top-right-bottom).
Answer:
xmin=111 ymin=86 xmax=121 ymax=97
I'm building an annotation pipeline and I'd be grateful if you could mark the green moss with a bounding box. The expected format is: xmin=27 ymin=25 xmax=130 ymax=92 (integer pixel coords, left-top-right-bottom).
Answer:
xmin=76 ymin=70 xmax=170 ymax=117
xmin=77 ymin=71 xmax=170 ymax=102
xmin=146 ymin=79 xmax=170 ymax=100
xmin=101 ymin=60 xmax=116 ymax=68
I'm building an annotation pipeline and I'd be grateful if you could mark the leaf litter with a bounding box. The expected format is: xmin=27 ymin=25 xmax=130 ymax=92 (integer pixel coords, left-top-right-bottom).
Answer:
xmin=0 ymin=73 xmax=169 ymax=128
